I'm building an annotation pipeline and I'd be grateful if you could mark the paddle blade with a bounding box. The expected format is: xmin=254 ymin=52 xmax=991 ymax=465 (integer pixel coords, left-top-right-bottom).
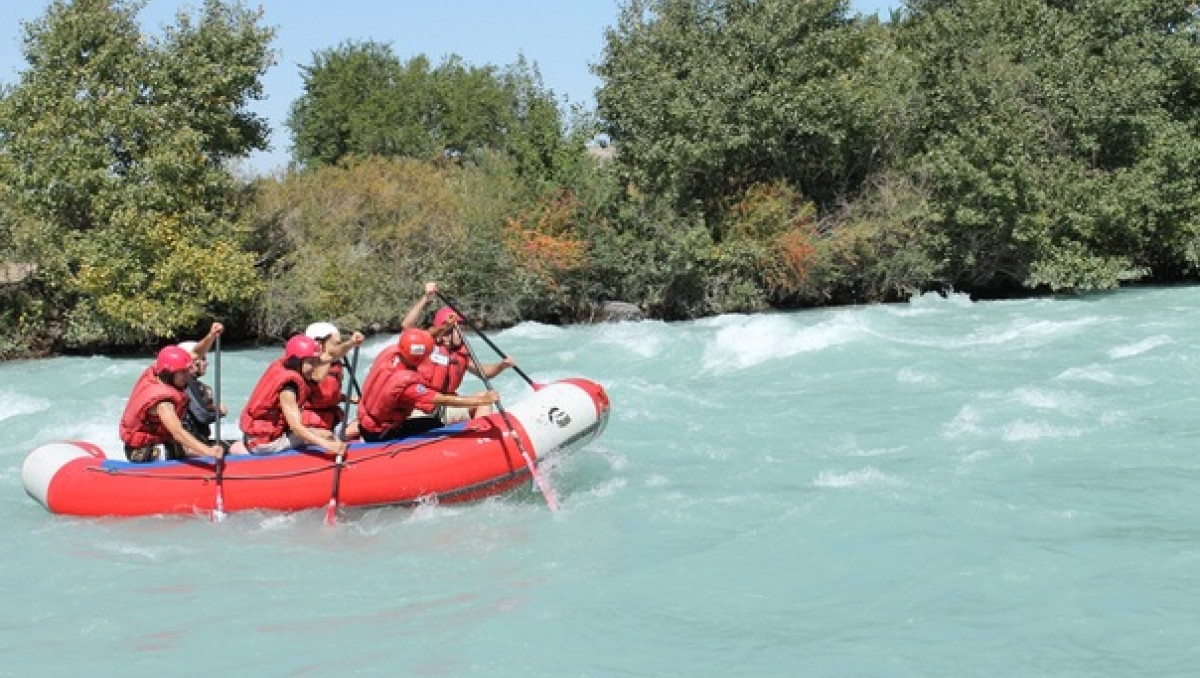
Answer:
xmin=211 ymin=493 xmax=226 ymax=523
xmin=324 ymin=498 xmax=337 ymax=526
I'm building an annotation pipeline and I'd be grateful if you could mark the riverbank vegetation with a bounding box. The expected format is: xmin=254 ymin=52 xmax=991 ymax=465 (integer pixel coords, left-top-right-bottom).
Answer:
xmin=2 ymin=0 xmax=1199 ymax=358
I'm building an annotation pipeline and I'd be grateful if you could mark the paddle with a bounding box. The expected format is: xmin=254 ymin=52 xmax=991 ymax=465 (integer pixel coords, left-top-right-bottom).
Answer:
xmin=341 ymin=356 xmax=363 ymax=397
xmin=324 ymin=345 xmax=359 ymax=526
xmin=212 ymin=333 xmax=226 ymax=522
xmin=458 ymin=329 xmax=559 ymax=512
xmin=435 ymin=291 xmax=538 ymax=389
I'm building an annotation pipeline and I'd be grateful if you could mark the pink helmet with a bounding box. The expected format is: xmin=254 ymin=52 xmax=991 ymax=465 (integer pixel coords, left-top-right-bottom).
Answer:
xmin=432 ymin=307 xmax=459 ymax=328
xmin=397 ymin=328 xmax=434 ymax=367
xmin=155 ymin=345 xmax=193 ymax=373
xmin=284 ymin=334 xmax=321 ymax=360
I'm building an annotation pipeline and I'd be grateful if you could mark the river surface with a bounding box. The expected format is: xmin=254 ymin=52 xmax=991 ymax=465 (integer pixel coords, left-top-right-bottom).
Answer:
xmin=2 ymin=286 xmax=1199 ymax=677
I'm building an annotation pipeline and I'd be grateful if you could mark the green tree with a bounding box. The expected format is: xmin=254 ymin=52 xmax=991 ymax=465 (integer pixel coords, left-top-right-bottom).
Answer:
xmin=595 ymin=0 xmax=888 ymax=226
xmin=898 ymin=0 xmax=1200 ymax=292
xmin=288 ymin=41 xmax=438 ymax=166
xmin=0 ymin=0 xmax=273 ymax=352
xmin=287 ymin=43 xmax=579 ymax=188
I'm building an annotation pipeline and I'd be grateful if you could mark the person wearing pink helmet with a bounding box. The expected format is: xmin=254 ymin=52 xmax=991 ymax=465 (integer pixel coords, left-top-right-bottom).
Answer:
xmin=238 ymin=334 xmax=348 ymax=457
xmin=399 ymin=281 xmax=516 ymax=425
xmin=119 ymin=345 xmax=225 ymax=463
xmin=356 ymin=328 xmax=499 ymax=442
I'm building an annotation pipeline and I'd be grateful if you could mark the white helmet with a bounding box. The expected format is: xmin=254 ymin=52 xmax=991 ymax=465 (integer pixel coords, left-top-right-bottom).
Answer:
xmin=304 ymin=322 xmax=339 ymax=341
xmin=177 ymin=340 xmax=199 ymax=357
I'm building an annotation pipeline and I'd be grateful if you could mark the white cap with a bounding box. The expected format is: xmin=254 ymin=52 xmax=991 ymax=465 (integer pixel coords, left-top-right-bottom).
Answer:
xmin=304 ymin=322 xmax=339 ymax=340
xmin=177 ymin=341 xmax=199 ymax=357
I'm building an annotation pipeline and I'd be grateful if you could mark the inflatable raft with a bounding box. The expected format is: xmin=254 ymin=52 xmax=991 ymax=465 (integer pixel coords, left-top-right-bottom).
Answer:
xmin=22 ymin=378 xmax=609 ymax=517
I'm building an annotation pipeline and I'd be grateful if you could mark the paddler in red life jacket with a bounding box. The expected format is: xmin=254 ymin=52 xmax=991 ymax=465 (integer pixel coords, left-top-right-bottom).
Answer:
xmin=238 ymin=335 xmax=348 ymax=457
xmin=400 ymin=281 xmax=516 ymax=425
xmin=119 ymin=345 xmax=225 ymax=463
xmin=356 ymin=328 xmax=500 ymax=442
xmin=299 ymin=321 xmax=365 ymax=436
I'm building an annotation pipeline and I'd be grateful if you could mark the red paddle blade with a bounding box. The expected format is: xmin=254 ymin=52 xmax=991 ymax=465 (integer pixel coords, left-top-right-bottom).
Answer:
xmin=324 ymin=499 xmax=337 ymax=526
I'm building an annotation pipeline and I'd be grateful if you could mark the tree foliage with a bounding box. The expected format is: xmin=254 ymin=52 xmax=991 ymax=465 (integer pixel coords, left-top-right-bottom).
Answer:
xmin=7 ymin=0 xmax=1200 ymax=358
xmin=899 ymin=0 xmax=1200 ymax=292
xmin=287 ymin=42 xmax=582 ymax=189
xmin=0 ymin=0 xmax=272 ymax=353
xmin=596 ymin=0 xmax=888 ymax=223
xmin=250 ymin=153 xmax=599 ymax=335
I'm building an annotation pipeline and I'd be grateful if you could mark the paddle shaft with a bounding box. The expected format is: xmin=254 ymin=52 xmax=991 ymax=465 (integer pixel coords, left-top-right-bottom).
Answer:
xmin=341 ymin=357 xmax=363 ymax=397
xmin=459 ymin=332 xmax=559 ymax=512
xmin=213 ymin=334 xmax=226 ymax=521
xmin=325 ymin=346 xmax=359 ymax=525
xmin=435 ymin=291 xmax=535 ymax=387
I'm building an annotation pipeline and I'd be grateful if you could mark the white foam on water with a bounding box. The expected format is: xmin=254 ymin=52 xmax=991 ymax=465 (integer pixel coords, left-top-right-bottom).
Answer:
xmin=956 ymin=316 xmax=1103 ymax=349
xmin=578 ymin=476 xmax=627 ymax=500
xmin=1001 ymin=420 xmax=1085 ymax=442
xmin=594 ymin=321 xmax=669 ymax=358
xmin=889 ymin=290 xmax=975 ymax=317
xmin=1056 ymin=364 xmax=1126 ymax=385
xmin=0 ymin=391 xmax=51 ymax=422
xmin=1108 ymin=335 xmax=1172 ymax=359
xmin=896 ymin=367 xmax=937 ymax=384
xmin=93 ymin=539 xmax=190 ymax=563
xmin=701 ymin=312 xmax=864 ymax=372
xmin=828 ymin=434 xmax=905 ymax=458
xmin=813 ymin=466 xmax=904 ymax=489
xmin=498 ymin=321 xmax=565 ymax=341
xmin=1010 ymin=387 xmax=1089 ymax=414
xmin=645 ymin=474 xmax=670 ymax=487
xmin=942 ymin=404 xmax=985 ymax=438
xmin=28 ymin=396 xmax=125 ymax=457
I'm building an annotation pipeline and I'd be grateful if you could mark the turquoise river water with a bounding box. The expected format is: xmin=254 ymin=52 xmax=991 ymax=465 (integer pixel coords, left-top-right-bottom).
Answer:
xmin=2 ymin=286 xmax=1200 ymax=677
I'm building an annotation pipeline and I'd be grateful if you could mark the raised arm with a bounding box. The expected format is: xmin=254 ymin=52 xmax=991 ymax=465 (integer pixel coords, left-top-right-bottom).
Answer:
xmin=400 ymin=282 xmax=438 ymax=329
xmin=189 ymin=322 xmax=224 ymax=359
xmin=326 ymin=331 xmax=365 ymax=362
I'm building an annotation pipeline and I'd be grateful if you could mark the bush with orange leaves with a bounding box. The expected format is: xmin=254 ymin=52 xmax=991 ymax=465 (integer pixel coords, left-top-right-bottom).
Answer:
xmin=502 ymin=189 xmax=590 ymax=319
xmin=711 ymin=181 xmax=825 ymax=310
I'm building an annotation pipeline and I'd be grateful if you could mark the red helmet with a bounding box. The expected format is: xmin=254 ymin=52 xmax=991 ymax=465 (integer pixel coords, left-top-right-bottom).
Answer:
xmin=432 ymin=307 xmax=459 ymax=328
xmin=155 ymin=345 xmax=193 ymax=373
xmin=284 ymin=334 xmax=321 ymax=360
xmin=397 ymin=328 xmax=434 ymax=367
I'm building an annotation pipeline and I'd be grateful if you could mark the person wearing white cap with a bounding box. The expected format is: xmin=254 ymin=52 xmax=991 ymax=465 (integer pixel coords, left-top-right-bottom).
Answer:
xmin=178 ymin=322 xmax=226 ymax=445
xmin=301 ymin=322 xmax=365 ymax=436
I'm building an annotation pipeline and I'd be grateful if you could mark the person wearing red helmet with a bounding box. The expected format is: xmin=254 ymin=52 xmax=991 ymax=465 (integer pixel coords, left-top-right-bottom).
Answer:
xmin=119 ymin=345 xmax=225 ymax=463
xmin=399 ymin=281 xmax=516 ymax=425
xmin=357 ymin=327 xmax=499 ymax=442
xmin=238 ymin=334 xmax=348 ymax=457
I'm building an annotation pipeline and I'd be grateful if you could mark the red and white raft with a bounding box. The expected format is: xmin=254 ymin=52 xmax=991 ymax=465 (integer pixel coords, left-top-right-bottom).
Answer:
xmin=22 ymin=378 xmax=610 ymax=517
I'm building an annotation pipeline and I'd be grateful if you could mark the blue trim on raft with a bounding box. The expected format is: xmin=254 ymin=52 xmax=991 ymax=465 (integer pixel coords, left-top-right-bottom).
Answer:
xmin=97 ymin=422 xmax=470 ymax=470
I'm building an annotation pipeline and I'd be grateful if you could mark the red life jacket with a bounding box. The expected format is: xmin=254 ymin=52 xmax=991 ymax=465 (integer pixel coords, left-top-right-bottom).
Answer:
xmin=239 ymin=358 xmax=311 ymax=448
xmin=359 ymin=345 xmax=401 ymax=405
xmin=358 ymin=347 xmax=422 ymax=435
xmin=419 ymin=343 xmax=469 ymax=394
xmin=119 ymin=367 xmax=188 ymax=448
xmin=302 ymin=360 xmax=343 ymax=430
